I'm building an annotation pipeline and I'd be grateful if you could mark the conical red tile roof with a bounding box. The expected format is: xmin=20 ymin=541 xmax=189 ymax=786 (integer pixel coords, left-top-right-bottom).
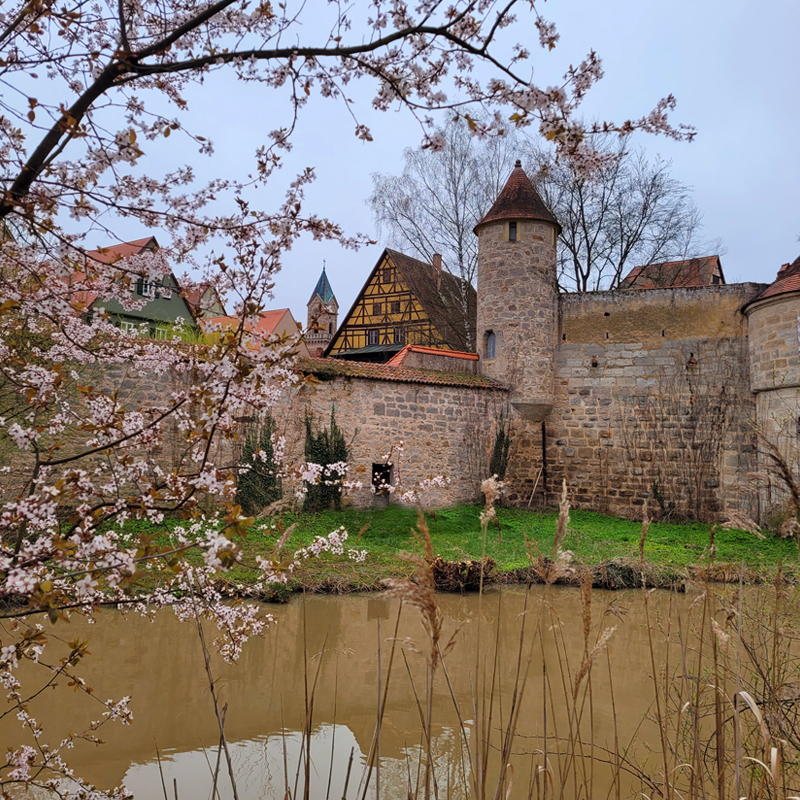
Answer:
xmin=752 ymin=255 xmax=800 ymax=303
xmin=474 ymin=161 xmax=560 ymax=233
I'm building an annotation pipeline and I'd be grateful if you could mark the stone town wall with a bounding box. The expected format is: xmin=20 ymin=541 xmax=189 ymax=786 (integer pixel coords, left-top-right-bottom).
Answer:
xmin=273 ymin=374 xmax=508 ymax=508
xmin=504 ymin=284 xmax=766 ymax=521
xmin=14 ymin=278 xmax=794 ymax=523
xmin=0 ymin=355 xmax=212 ymax=508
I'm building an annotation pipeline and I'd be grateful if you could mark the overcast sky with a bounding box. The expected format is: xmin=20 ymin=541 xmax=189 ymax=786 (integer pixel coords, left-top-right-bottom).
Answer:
xmin=105 ymin=0 xmax=800 ymax=326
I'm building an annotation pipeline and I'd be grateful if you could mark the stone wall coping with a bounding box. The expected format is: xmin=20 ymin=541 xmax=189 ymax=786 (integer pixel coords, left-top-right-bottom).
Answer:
xmin=743 ymin=288 xmax=800 ymax=316
xmin=300 ymin=356 xmax=509 ymax=391
xmin=559 ymin=282 xmax=768 ymax=308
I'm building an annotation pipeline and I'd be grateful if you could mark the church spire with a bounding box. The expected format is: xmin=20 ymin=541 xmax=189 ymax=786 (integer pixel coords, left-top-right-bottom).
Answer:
xmin=306 ymin=263 xmax=338 ymax=357
xmin=309 ymin=263 xmax=336 ymax=305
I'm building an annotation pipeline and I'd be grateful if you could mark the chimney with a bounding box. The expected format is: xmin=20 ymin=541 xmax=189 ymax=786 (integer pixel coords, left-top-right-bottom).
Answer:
xmin=433 ymin=253 xmax=442 ymax=290
xmin=778 ymin=262 xmax=791 ymax=277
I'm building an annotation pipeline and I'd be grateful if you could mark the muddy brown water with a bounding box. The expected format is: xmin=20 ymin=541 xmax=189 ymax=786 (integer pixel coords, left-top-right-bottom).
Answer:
xmin=1 ymin=586 xmax=722 ymax=798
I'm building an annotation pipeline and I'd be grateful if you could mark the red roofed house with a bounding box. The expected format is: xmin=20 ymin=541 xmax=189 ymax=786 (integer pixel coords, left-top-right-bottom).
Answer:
xmin=619 ymin=255 xmax=725 ymax=290
xmin=183 ymin=281 xmax=227 ymax=320
xmin=81 ymin=236 xmax=196 ymax=338
xmin=201 ymin=308 xmax=310 ymax=357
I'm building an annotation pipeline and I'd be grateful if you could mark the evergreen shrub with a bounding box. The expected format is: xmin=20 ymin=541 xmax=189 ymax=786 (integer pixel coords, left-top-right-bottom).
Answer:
xmin=235 ymin=413 xmax=281 ymax=515
xmin=303 ymin=408 xmax=349 ymax=512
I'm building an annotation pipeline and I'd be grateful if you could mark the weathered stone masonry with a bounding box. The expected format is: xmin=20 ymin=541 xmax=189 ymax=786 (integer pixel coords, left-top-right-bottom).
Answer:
xmin=274 ymin=364 xmax=509 ymax=508
xmin=503 ymin=285 xmax=764 ymax=520
xmin=37 ymin=165 xmax=798 ymax=524
xmin=470 ymin=161 xmax=800 ymax=522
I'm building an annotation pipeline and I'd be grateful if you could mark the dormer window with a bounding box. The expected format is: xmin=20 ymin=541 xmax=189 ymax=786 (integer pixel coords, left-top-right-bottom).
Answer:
xmin=509 ymin=221 xmax=517 ymax=242
xmin=136 ymin=277 xmax=156 ymax=298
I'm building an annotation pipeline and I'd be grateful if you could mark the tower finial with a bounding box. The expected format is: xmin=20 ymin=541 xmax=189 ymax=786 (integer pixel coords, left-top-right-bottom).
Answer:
xmin=515 ymin=159 xmax=522 ymax=168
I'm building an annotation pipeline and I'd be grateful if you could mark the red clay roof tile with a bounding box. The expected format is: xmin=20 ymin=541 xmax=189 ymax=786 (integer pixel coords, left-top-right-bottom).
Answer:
xmin=474 ymin=161 xmax=559 ymax=233
xmin=300 ymin=356 xmax=506 ymax=390
xmin=619 ymin=256 xmax=724 ymax=290
xmin=85 ymin=237 xmax=157 ymax=264
xmin=753 ymin=255 xmax=800 ymax=302
xmin=385 ymin=344 xmax=478 ymax=367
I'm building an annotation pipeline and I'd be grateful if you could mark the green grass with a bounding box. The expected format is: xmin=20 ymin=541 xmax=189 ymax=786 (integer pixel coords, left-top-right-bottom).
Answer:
xmin=112 ymin=504 xmax=799 ymax=594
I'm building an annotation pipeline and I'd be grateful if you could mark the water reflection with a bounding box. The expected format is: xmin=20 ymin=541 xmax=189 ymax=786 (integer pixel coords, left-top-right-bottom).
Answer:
xmin=1 ymin=587 xmax=689 ymax=798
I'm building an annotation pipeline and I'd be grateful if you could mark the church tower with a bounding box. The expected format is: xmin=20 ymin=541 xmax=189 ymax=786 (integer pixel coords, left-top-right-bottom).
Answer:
xmin=306 ymin=265 xmax=338 ymax=357
xmin=474 ymin=160 xmax=560 ymax=420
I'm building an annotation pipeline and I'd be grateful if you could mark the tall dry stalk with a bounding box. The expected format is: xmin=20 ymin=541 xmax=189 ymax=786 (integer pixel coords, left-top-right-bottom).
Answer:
xmin=383 ymin=510 xmax=449 ymax=799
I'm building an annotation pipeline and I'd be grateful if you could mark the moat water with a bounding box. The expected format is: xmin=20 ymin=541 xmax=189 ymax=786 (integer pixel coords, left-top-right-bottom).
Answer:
xmin=2 ymin=586 xmax=731 ymax=798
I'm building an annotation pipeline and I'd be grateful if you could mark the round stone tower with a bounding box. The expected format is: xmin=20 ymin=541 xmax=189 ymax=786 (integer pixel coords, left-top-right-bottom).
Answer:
xmin=745 ymin=255 xmax=800 ymax=513
xmin=474 ymin=160 xmax=560 ymax=420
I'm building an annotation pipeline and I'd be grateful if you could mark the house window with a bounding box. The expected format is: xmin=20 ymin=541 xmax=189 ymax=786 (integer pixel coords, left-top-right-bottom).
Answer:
xmin=485 ymin=330 xmax=496 ymax=359
xmin=368 ymin=329 xmax=379 ymax=346
xmin=509 ymin=221 xmax=517 ymax=241
xmin=136 ymin=277 xmax=156 ymax=298
xmin=393 ymin=327 xmax=405 ymax=344
xmin=151 ymin=325 xmax=171 ymax=340
xmin=382 ymin=267 xmax=392 ymax=284
xmin=373 ymin=302 xmax=383 ymax=316
xmin=118 ymin=319 xmax=140 ymax=335
xmin=391 ymin=300 xmax=401 ymax=314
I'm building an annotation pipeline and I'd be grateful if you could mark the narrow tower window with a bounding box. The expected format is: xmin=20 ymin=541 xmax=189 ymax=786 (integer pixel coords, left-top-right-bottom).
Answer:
xmin=486 ymin=330 xmax=496 ymax=359
xmin=509 ymin=221 xmax=517 ymax=242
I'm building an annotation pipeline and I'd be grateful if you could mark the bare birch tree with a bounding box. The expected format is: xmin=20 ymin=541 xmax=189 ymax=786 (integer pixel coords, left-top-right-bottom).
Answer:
xmin=531 ymin=135 xmax=723 ymax=291
xmin=370 ymin=124 xmax=719 ymax=293
xmin=369 ymin=116 xmax=519 ymax=288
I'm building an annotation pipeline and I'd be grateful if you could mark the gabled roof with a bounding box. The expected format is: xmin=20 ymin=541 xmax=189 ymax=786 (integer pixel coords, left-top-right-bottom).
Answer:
xmin=85 ymin=236 xmax=157 ymax=264
xmin=74 ymin=237 xmax=160 ymax=308
xmin=324 ymin=248 xmax=476 ymax=356
xmin=385 ymin=249 xmax=476 ymax=352
xmin=202 ymin=308 xmax=294 ymax=337
xmin=474 ymin=160 xmax=560 ymax=233
xmin=309 ymin=267 xmax=336 ymax=305
xmin=751 ymin=255 xmax=800 ymax=303
xmin=183 ymin=282 xmax=227 ymax=320
xmin=386 ymin=345 xmax=478 ymax=367
xmin=619 ymin=256 xmax=725 ymax=290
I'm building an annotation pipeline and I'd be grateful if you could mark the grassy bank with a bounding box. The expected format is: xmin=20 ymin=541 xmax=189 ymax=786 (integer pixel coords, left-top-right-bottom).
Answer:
xmin=135 ymin=504 xmax=797 ymax=595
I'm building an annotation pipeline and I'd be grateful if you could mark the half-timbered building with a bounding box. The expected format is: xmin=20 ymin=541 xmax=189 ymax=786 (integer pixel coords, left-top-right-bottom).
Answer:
xmin=324 ymin=249 xmax=476 ymax=362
